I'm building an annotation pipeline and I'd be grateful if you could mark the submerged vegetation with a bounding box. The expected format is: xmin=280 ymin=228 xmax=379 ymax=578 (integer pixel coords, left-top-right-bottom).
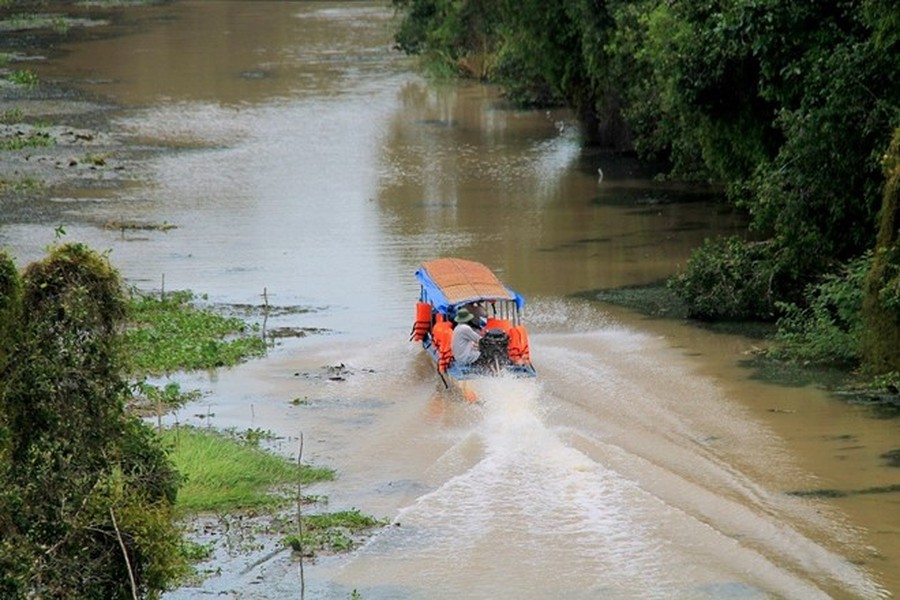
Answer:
xmin=284 ymin=509 xmax=388 ymax=555
xmin=0 ymin=175 xmax=41 ymax=194
xmin=392 ymin=0 xmax=900 ymax=386
xmin=0 ymin=129 xmax=54 ymax=151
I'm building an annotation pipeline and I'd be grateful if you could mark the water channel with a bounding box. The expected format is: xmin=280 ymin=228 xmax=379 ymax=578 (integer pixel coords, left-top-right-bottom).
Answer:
xmin=2 ymin=1 xmax=897 ymax=598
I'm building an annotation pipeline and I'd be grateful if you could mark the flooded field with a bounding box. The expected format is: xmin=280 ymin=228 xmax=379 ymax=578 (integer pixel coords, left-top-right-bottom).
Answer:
xmin=1 ymin=1 xmax=896 ymax=598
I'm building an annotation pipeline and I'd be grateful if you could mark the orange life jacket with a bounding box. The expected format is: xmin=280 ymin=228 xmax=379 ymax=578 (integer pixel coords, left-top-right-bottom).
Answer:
xmin=431 ymin=320 xmax=454 ymax=372
xmin=410 ymin=301 xmax=432 ymax=341
xmin=484 ymin=317 xmax=511 ymax=333
xmin=508 ymin=325 xmax=531 ymax=365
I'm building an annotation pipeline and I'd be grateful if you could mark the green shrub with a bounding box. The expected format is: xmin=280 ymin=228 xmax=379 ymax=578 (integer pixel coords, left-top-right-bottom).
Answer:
xmin=0 ymin=251 xmax=22 ymax=373
xmin=770 ymin=254 xmax=871 ymax=367
xmin=0 ymin=243 xmax=185 ymax=599
xmin=861 ymin=127 xmax=900 ymax=373
xmin=669 ymin=236 xmax=780 ymax=321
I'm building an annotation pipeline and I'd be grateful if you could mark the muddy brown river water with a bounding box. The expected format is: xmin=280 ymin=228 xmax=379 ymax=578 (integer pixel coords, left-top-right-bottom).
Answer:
xmin=2 ymin=1 xmax=898 ymax=598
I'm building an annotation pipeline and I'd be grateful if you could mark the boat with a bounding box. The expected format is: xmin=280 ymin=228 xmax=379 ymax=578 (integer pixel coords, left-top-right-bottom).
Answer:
xmin=411 ymin=258 xmax=536 ymax=398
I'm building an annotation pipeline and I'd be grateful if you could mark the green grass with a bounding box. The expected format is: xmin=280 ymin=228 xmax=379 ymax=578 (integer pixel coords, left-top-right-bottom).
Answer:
xmin=5 ymin=68 xmax=38 ymax=87
xmin=162 ymin=427 xmax=335 ymax=513
xmin=0 ymin=130 xmax=54 ymax=151
xmin=125 ymin=290 xmax=267 ymax=374
xmin=0 ymin=176 xmax=42 ymax=193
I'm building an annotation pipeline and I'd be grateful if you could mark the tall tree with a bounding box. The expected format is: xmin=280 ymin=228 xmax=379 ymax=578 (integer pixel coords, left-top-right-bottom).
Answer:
xmin=0 ymin=243 xmax=183 ymax=599
xmin=861 ymin=129 xmax=900 ymax=373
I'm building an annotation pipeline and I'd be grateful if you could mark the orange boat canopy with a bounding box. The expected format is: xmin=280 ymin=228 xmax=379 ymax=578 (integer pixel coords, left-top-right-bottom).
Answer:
xmin=416 ymin=258 xmax=523 ymax=314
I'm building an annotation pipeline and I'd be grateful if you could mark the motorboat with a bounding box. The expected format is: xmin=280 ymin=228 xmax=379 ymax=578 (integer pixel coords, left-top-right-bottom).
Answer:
xmin=411 ymin=258 xmax=536 ymax=398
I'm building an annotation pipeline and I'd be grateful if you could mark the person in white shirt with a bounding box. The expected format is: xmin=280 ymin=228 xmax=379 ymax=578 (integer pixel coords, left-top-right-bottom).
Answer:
xmin=451 ymin=307 xmax=483 ymax=365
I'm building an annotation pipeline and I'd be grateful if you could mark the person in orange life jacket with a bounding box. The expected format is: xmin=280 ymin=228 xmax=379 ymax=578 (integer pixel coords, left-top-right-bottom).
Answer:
xmin=451 ymin=307 xmax=483 ymax=365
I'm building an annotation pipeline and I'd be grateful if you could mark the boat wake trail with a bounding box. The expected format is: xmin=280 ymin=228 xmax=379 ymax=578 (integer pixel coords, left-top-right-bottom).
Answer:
xmin=339 ymin=323 xmax=888 ymax=600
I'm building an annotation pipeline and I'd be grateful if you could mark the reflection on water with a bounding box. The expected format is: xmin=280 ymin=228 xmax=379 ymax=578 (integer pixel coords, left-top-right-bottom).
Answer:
xmin=1 ymin=1 xmax=897 ymax=598
xmin=374 ymin=80 xmax=746 ymax=296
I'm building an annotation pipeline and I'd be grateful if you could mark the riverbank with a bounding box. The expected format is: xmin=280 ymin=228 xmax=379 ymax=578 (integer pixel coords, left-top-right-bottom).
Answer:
xmin=586 ymin=282 xmax=900 ymax=416
xmin=0 ymin=80 xmax=158 ymax=206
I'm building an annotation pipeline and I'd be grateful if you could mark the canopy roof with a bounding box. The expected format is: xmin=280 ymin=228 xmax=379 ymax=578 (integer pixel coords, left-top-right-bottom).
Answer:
xmin=415 ymin=258 xmax=524 ymax=314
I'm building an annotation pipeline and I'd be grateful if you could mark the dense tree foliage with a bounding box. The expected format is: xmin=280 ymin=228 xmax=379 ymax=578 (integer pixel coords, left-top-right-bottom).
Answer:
xmin=0 ymin=244 xmax=184 ymax=599
xmin=392 ymin=0 xmax=900 ymax=372
xmin=861 ymin=128 xmax=900 ymax=373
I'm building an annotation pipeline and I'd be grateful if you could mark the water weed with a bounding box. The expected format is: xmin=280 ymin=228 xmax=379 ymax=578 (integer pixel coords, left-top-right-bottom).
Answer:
xmin=0 ymin=107 xmax=24 ymax=123
xmin=284 ymin=510 xmax=387 ymax=554
xmin=0 ymin=130 xmax=53 ymax=150
xmin=0 ymin=176 xmax=42 ymax=193
xmin=125 ymin=289 xmax=267 ymax=374
xmin=5 ymin=68 xmax=38 ymax=87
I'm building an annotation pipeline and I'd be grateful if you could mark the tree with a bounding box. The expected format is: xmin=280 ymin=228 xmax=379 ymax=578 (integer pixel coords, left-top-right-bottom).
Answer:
xmin=648 ymin=0 xmax=898 ymax=319
xmin=390 ymin=0 xmax=900 ymax=324
xmin=861 ymin=128 xmax=900 ymax=373
xmin=392 ymin=0 xmax=505 ymax=79
xmin=0 ymin=243 xmax=184 ymax=599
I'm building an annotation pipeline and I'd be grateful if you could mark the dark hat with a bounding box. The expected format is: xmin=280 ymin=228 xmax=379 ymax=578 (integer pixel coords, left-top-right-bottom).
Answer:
xmin=454 ymin=308 xmax=475 ymax=323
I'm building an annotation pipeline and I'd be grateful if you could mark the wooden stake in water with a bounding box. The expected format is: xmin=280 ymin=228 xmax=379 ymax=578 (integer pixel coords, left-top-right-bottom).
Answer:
xmin=262 ymin=287 xmax=269 ymax=342
xmin=296 ymin=432 xmax=305 ymax=600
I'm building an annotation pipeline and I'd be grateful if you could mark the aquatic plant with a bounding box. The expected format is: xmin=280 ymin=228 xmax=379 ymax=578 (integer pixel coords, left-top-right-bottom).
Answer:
xmin=0 ymin=107 xmax=23 ymax=122
xmin=124 ymin=289 xmax=267 ymax=374
xmin=5 ymin=68 xmax=38 ymax=87
xmin=0 ymin=130 xmax=54 ymax=151
xmin=0 ymin=175 xmax=42 ymax=193
xmin=283 ymin=510 xmax=387 ymax=554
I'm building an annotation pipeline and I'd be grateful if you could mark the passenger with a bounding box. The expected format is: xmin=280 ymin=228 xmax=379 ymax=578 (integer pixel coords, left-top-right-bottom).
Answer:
xmin=451 ymin=308 xmax=483 ymax=365
xmin=465 ymin=302 xmax=488 ymax=328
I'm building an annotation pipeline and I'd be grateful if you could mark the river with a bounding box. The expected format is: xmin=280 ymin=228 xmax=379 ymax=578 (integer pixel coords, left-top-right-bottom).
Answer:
xmin=2 ymin=1 xmax=897 ymax=598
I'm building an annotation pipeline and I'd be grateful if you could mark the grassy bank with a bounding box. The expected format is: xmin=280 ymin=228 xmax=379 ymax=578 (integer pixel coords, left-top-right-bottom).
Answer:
xmin=162 ymin=426 xmax=334 ymax=513
xmin=163 ymin=426 xmax=386 ymax=558
xmin=125 ymin=290 xmax=387 ymax=568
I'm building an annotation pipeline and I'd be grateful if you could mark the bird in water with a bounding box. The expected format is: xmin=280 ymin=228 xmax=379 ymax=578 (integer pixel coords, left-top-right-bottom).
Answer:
xmin=597 ymin=167 xmax=604 ymax=184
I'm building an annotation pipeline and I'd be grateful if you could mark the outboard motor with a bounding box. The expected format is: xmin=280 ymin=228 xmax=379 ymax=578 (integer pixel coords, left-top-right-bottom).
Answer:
xmin=479 ymin=328 xmax=510 ymax=370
